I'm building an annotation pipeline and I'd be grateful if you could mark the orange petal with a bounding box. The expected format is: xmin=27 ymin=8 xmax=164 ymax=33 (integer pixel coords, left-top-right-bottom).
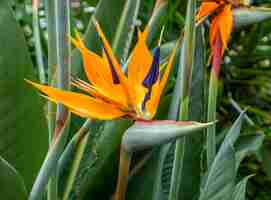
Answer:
xmin=71 ymin=33 xmax=112 ymax=87
xmin=71 ymin=34 xmax=129 ymax=108
xmin=94 ymin=21 xmax=133 ymax=107
xmin=26 ymin=80 xmax=126 ymax=120
xmin=94 ymin=21 xmax=128 ymax=84
xmin=128 ymin=28 xmax=153 ymax=111
xmin=217 ymin=4 xmax=233 ymax=50
xmin=196 ymin=2 xmax=221 ymax=23
xmin=210 ymin=14 xmax=220 ymax=50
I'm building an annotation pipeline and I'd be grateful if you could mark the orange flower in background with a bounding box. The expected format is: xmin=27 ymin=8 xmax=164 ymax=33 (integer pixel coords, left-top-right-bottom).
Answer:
xmin=195 ymin=0 xmax=239 ymax=75
xmin=27 ymin=21 xmax=178 ymax=120
xmin=196 ymin=0 xmax=233 ymax=56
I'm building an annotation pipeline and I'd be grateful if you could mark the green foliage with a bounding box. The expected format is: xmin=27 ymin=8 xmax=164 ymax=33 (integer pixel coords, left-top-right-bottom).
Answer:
xmin=4 ymin=0 xmax=271 ymax=200
xmin=0 ymin=0 xmax=47 ymax=192
xmin=0 ymin=156 xmax=27 ymax=200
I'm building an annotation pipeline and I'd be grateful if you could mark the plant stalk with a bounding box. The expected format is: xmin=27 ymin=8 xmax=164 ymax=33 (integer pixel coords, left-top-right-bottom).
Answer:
xmin=32 ymin=0 xmax=46 ymax=84
xmin=62 ymin=120 xmax=93 ymax=200
xmin=44 ymin=0 xmax=57 ymax=142
xmin=206 ymin=34 xmax=222 ymax=169
xmin=114 ymin=147 xmax=132 ymax=200
xmin=47 ymin=0 xmax=71 ymax=199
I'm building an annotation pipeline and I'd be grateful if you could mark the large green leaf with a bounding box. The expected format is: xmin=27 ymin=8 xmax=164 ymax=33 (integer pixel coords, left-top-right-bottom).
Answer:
xmin=199 ymin=145 xmax=236 ymax=200
xmin=0 ymin=156 xmax=27 ymax=200
xmin=0 ymin=0 xmax=47 ymax=191
xmin=199 ymin=113 xmax=245 ymax=200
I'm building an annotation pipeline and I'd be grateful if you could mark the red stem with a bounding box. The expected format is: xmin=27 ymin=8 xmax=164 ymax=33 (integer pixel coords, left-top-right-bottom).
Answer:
xmin=212 ymin=33 xmax=223 ymax=77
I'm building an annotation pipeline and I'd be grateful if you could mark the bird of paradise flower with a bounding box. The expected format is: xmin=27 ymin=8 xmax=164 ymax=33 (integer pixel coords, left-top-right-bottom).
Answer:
xmin=27 ymin=20 xmax=178 ymax=121
xmin=195 ymin=0 xmax=248 ymax=167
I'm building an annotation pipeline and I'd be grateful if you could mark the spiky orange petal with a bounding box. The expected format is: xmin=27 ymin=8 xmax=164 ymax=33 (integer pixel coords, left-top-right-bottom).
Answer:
xmin=217 ymin=4 xmax=233 ymax=50
xmin=94 ymin=20 xmax=134 ymax=107
xmin=196 ymin=2 xmax=221 ymax=24
xmin=71 ymin=34 xmax=129 ymax=108
xmin=128 ymin=28 xmax=152 ymax=112
xmin=26 ymin=80 xmax=126 ymax=120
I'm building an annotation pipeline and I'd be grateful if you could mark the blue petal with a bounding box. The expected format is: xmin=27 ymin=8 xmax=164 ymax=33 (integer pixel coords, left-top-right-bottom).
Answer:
xmin=141 ymin=47 xmax=160 ymax=111
xmin=141 ymin=88 xmax=152 ymax=111
xmin=142 ymin=47 xmax=160 ymax=88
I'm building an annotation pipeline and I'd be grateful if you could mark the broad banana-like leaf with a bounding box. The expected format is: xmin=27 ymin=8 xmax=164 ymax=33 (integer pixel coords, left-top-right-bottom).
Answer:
xmin=234 ymin=7 xmax=271 ymax=29
xmin=0 ymin=0 xmax=47 ymax=191
xmin=0 ymin=156 xmax=27 ymax=200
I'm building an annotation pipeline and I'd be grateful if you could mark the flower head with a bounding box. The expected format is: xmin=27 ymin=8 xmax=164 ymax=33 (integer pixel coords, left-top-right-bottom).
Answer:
xmin=196 ymin=0 xmax=234 ymax=55
xmin=28 ymin=21 xmax=178 ymax=120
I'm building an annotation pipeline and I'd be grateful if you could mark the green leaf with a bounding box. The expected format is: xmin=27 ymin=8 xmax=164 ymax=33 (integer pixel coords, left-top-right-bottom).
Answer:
xmin=199 ymin=145 xmax=236 ymax=200
xmin=0 ymin=0 xmax=48 ymax=191
xmin=169 ymin=0 xmax=197 ymax=198
xmin=178 ymin=26 xmax=206 ymax=200
xmin=74 ymin=119 xmax=132 ymax=199
xmin=29 ymin=114 xmax=70 ymax=200
xmin=233 ymin=175 xmax=253 ymax=200
xmin=199 ymin=113 xmax=245 ymax=200
xmin=0 ymin=156 xmax=27 ymax=200
xmin=147 ymin=0 xmax=169 ymax=45
xmin=235 ymin=134 xmax=264 ymax=170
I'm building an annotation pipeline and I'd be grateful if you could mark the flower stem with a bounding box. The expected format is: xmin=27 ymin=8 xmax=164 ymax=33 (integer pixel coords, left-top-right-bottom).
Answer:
xmin=206 ymin=34 xmax=222 ymax=169
xmin=32 ymin=0 xmax=46 ymax=84
xmin=62 ymin=120 xmax=93 ymax=200
xmin=114 ymin=147 xmax=132 ymax=200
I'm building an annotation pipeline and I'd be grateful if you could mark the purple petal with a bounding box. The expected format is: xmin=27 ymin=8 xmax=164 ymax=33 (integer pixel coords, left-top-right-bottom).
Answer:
xmin=142 ymin=47 xmax=160 ymax=88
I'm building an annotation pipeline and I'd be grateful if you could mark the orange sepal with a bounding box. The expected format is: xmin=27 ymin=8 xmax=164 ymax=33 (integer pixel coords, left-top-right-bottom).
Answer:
xmin=217 ymin=4 xmax=233 ymax=50
xmin=71 ymin=33 xmax=129 ymax=108
xmin=128 ymin=28 xmax=152 ymax=111
xmin=26 ymin=80 xmax=126 ymax=120
xmin=196 ymin=2 xmax=221 ymax=24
